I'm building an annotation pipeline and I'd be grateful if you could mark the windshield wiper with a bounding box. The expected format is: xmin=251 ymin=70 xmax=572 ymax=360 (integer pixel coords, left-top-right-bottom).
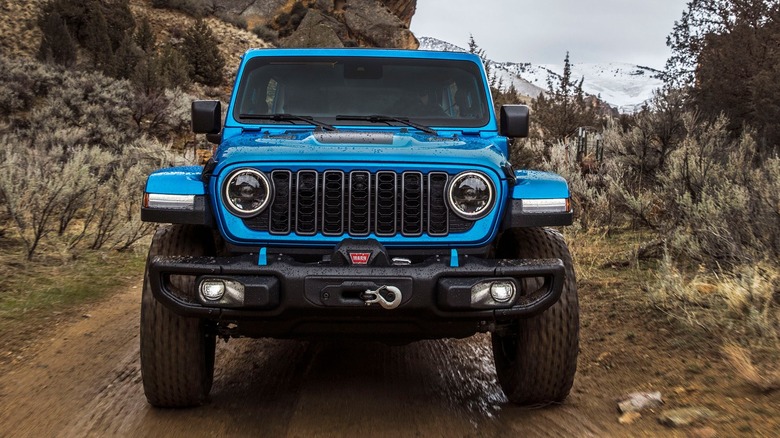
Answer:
xmin=238 ymin=113 xmax=337 ymax=131
xmin=335 ymin=115 xmax=437 ymax=135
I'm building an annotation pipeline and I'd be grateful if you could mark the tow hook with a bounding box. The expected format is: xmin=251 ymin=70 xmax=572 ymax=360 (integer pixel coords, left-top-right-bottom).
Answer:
xmin=361 ymin=285 xmax=402 ymax=310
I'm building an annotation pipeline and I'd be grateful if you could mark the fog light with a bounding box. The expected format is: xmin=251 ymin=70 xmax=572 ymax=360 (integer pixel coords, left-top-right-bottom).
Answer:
xmin=490 ymin=281 xmax=515 ymax=303
xmin=200 ymin=280 xmax=226 ymax=301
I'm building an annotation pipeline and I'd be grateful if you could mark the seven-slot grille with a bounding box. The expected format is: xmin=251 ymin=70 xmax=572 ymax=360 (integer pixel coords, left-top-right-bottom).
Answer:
xmin=241 ymin=170 xmax=475 ymax=236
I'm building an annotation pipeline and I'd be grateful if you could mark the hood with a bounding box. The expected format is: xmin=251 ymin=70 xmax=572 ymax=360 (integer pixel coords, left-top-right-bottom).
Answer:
xmin=212 ymin=130 xmax=509 ymax=176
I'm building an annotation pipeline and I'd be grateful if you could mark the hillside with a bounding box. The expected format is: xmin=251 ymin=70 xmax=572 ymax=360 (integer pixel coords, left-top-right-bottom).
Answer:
xmin=419 ymin=36 xmax=664 ymax=113
xmin=0 ymin=0 xmax=269 ymax=88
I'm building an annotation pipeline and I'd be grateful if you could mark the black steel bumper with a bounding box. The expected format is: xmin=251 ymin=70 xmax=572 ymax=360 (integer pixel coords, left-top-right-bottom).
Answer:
xmin=148 ymin=253 xmax=565 ymax=337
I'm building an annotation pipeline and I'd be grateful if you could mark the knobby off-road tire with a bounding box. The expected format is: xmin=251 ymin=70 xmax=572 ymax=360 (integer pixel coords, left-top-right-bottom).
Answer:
xmin=140 ymin=225 xmax=216 ymax=408
xmin=491 ymin=227 xmax=579 ymax=406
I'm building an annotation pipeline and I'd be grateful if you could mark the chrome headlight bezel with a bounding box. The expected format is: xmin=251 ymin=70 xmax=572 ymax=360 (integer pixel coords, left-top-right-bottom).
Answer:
xmin=446 ymin=171 xmax=496 ymax=220
xmin=222 ymin=168 xmax=272 ymax=218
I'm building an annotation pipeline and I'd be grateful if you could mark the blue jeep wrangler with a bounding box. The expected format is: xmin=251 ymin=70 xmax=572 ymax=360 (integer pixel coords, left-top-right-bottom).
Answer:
xmin=140 ymin=48 xmax=577 ymax=408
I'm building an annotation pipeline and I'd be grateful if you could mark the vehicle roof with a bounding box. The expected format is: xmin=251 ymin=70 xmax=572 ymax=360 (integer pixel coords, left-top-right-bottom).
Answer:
xmin=241 ymin=47 xmax=483 ymax=63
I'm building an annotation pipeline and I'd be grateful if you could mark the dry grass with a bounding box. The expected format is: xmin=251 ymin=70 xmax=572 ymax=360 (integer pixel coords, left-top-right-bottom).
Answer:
xmin=564 ymin=226 xmax=653 ymax=283
xmin=649 ymin=257 xmax=779 ymax=331
xmin=723 ymin=343 xmax=780 ymax=393
xmin=720 ymin=264 xmax=779 ymax=330
xmin=0 ymin=236 xmax=147 ymax=330
xmin=570 ymin=227 xmax=780 ymax=390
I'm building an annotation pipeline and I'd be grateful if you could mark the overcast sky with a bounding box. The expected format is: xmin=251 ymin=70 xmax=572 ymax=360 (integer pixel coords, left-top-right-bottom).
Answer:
xmin=410 ymin=0 xmax=690 ymax=69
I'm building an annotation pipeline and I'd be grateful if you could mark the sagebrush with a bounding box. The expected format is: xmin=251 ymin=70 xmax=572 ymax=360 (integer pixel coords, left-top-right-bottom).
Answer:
xmin=0 ymin=56 xmax=194 ymax=260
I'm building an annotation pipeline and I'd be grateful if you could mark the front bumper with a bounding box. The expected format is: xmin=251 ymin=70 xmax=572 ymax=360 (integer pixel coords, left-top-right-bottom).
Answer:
xmin=148 ymin=254 xmax=565 ymax=338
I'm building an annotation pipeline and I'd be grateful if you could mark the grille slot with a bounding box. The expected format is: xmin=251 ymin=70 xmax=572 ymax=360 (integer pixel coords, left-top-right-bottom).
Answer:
xmin=322 ymin=171 xmax=344 ymax=235
xmin=349 ymin=171 xmax=371 ymax=236
xmin=428 ymin=172 xmax=449 ymax=236
xmin=402 ymin=172 xmax=423 ymax=236
xmin=375 ymin=171 xmax=397 ymax=236
xmin=243 ymin=170 xmax=477 ymax=236
xmin=295 ymin=170 xmax=318 ymax=235
xmin=269 ymin=170 xmax=291 ymax=233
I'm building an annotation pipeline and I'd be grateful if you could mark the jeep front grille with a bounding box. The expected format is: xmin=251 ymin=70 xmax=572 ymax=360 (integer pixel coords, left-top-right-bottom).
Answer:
xmin=242 ymin=170 xmax=474 ymax=236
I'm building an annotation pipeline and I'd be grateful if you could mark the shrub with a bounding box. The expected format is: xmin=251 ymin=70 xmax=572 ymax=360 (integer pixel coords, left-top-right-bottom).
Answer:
xmin=658 ymin=116 xmax=780 ymax=266
xmin=215 ymin=11 xmax=247 ymax=30
xmin=37 ymin=0 xmax=135 ymax=76
xmin=151 ymin=0 xmax=214 ymax=18
xmin=252 ymin=24 xmax=279 ymax=46
xmin=0 ymin=56 xmax=186 ymax=259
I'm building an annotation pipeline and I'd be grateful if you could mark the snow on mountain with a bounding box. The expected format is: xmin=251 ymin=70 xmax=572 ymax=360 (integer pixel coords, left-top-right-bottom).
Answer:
xmin=418 ymin=36 xmax=663 ymax=113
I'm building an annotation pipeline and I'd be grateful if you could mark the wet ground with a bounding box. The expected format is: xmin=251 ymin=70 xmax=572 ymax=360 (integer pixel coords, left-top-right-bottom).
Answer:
xmin=6 ymin=276 xmax=777 ymax=437
xmin=0 ymin=283 xmax=608 ymax=437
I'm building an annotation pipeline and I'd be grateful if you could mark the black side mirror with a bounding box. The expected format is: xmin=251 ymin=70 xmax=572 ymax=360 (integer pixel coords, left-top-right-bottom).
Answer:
xmin=192 ymin=100 xmax=222 ymax=135
xmin=499 ymin=105 xmax=530 ymax=138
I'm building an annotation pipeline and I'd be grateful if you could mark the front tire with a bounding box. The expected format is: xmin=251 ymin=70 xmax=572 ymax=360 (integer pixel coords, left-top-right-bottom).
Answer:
xmin=491 ymin=227 xmax=579 ymax=405
xmin=140 ymin=225 xmax=216 ymax=408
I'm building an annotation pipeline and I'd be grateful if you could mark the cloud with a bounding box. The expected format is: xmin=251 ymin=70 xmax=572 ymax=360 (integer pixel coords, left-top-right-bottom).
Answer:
xmin=410 ymin=0 xmax=689 ymax=69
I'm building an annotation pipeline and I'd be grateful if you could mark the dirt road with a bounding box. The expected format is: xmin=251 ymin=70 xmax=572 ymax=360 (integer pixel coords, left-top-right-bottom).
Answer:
xmin=2 ymin=279 xmax=777 ymax=437
xmin=0 ymin=282 xmax=617 ymax=438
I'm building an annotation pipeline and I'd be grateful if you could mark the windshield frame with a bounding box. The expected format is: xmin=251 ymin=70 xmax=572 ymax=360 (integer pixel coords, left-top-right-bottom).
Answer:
xmin=229 ymin=53 xmax=493 ymax=131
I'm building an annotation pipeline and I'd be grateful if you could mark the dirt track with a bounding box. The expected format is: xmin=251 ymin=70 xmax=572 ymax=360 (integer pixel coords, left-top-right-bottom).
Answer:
xmin=5 ymin=277 xmax=779 ymax=437
xmin=0 ymin=282 xmax=618 ymax=437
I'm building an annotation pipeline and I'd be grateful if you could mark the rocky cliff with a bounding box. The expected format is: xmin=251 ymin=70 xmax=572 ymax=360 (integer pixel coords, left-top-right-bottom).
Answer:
xmin=217 ymin=0 xmax=418 ymax=49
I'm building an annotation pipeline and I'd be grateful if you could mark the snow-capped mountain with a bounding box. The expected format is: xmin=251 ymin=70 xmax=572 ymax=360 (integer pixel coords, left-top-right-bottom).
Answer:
xmin=418 ymin=36 xmax=663 ymax=113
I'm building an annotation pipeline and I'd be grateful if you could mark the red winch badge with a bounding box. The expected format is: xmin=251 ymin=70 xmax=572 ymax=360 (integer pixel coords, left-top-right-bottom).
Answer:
xmin=349 ymin=252 xmax=371 ymax=265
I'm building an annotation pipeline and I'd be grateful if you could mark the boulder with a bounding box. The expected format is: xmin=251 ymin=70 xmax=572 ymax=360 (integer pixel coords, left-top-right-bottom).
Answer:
xmin=216 ymin=0 xmax=419 ymax=49
xmin=281 ymin=9 xmax=345 ymax=48
xmin=343 ymin=0 xmax=418 ymax=49
xmin=380 ymin=0 xmax=416 ymax=26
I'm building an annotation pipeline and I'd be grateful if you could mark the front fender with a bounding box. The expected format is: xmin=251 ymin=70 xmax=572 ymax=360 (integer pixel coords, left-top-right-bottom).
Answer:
xmin=503 ymin=170 xmax=573 ymax=228
xmin=142 ymin=166 xmax=213 ymax=226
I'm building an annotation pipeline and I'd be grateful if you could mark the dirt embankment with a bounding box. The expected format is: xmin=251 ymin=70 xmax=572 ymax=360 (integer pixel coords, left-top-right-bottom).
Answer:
xmin=0 ymin=277 xmax=777 ymax=437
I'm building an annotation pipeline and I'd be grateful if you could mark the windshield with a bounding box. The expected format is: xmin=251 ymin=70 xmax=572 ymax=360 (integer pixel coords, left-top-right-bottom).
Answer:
xmin=232 ymin=56 xmax=491 ymax=129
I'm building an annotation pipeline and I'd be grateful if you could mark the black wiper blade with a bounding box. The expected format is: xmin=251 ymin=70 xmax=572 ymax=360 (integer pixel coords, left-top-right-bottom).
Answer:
xmin=238 ymin=113 xmax=337 ymax=131
xmin=335 ymin=115 xmax=437 ymax=135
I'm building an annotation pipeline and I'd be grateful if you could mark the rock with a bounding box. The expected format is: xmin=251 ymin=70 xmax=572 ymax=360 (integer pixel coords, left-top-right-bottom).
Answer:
xmin=219 ymin=0 xmax=418 ymax=49
xmin=619 ymin=412 xmax=642 ymax=425
xmin=658 ymin=407 xmax=717 ymax=428
xmin=216 ymin=0 xmax=286 ymax=18
xmin=689 ymin=427 xmax=717 ymax=438
xmin=343 ymin=0 xmax=418 ymax=49
xmin=281 ymin=9 xmax=345 ymax=48
xmin=617 ymin=391 xmax=663 ymax=413
xmin=380 ymin=0 xmax=416 ymax=26
xmin=81 ymin=314 xmax=92 ymax=319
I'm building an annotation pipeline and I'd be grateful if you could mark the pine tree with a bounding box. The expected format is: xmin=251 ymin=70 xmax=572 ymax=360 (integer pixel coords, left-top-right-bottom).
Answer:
xmin=135 ymin=17 xmax=156 ymax=53
xmin=37 ymin=8 xmax=77 ymax=67
xmin=532 ymin=52 xmax=596 ymax=147
xmin=666 ymin=0 xmax=780 ymax=154
xmin=80 ymin=1 xmax=115 ymax=75
xmin=113 ymin=33 xmax=142 ymax=80
xmin=665 ymin=0 xmax=777 ymax=87
xmin=132 ymin=54 xmax=167 ymax=95
xmin=466 ymin=34 xmax=508 ymax=110
xmin=159 ymin=45 xmax=191 ymax=89
xmin=467 ymin=34 xmax=480 ymax=55
xmin=181 ymin=20 xmax=225 ymax=86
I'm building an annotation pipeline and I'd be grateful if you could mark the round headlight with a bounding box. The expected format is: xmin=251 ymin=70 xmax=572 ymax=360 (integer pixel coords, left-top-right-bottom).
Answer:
xmin=447 ymin=171 xmax=495 ymax=220
xmin=223 ymin=169 xmax=272 ymax=217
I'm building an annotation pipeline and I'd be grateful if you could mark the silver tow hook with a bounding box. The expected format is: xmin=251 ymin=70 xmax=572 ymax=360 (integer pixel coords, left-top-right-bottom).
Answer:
xmin=362 ymin=285 xmax=402 ymax=310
